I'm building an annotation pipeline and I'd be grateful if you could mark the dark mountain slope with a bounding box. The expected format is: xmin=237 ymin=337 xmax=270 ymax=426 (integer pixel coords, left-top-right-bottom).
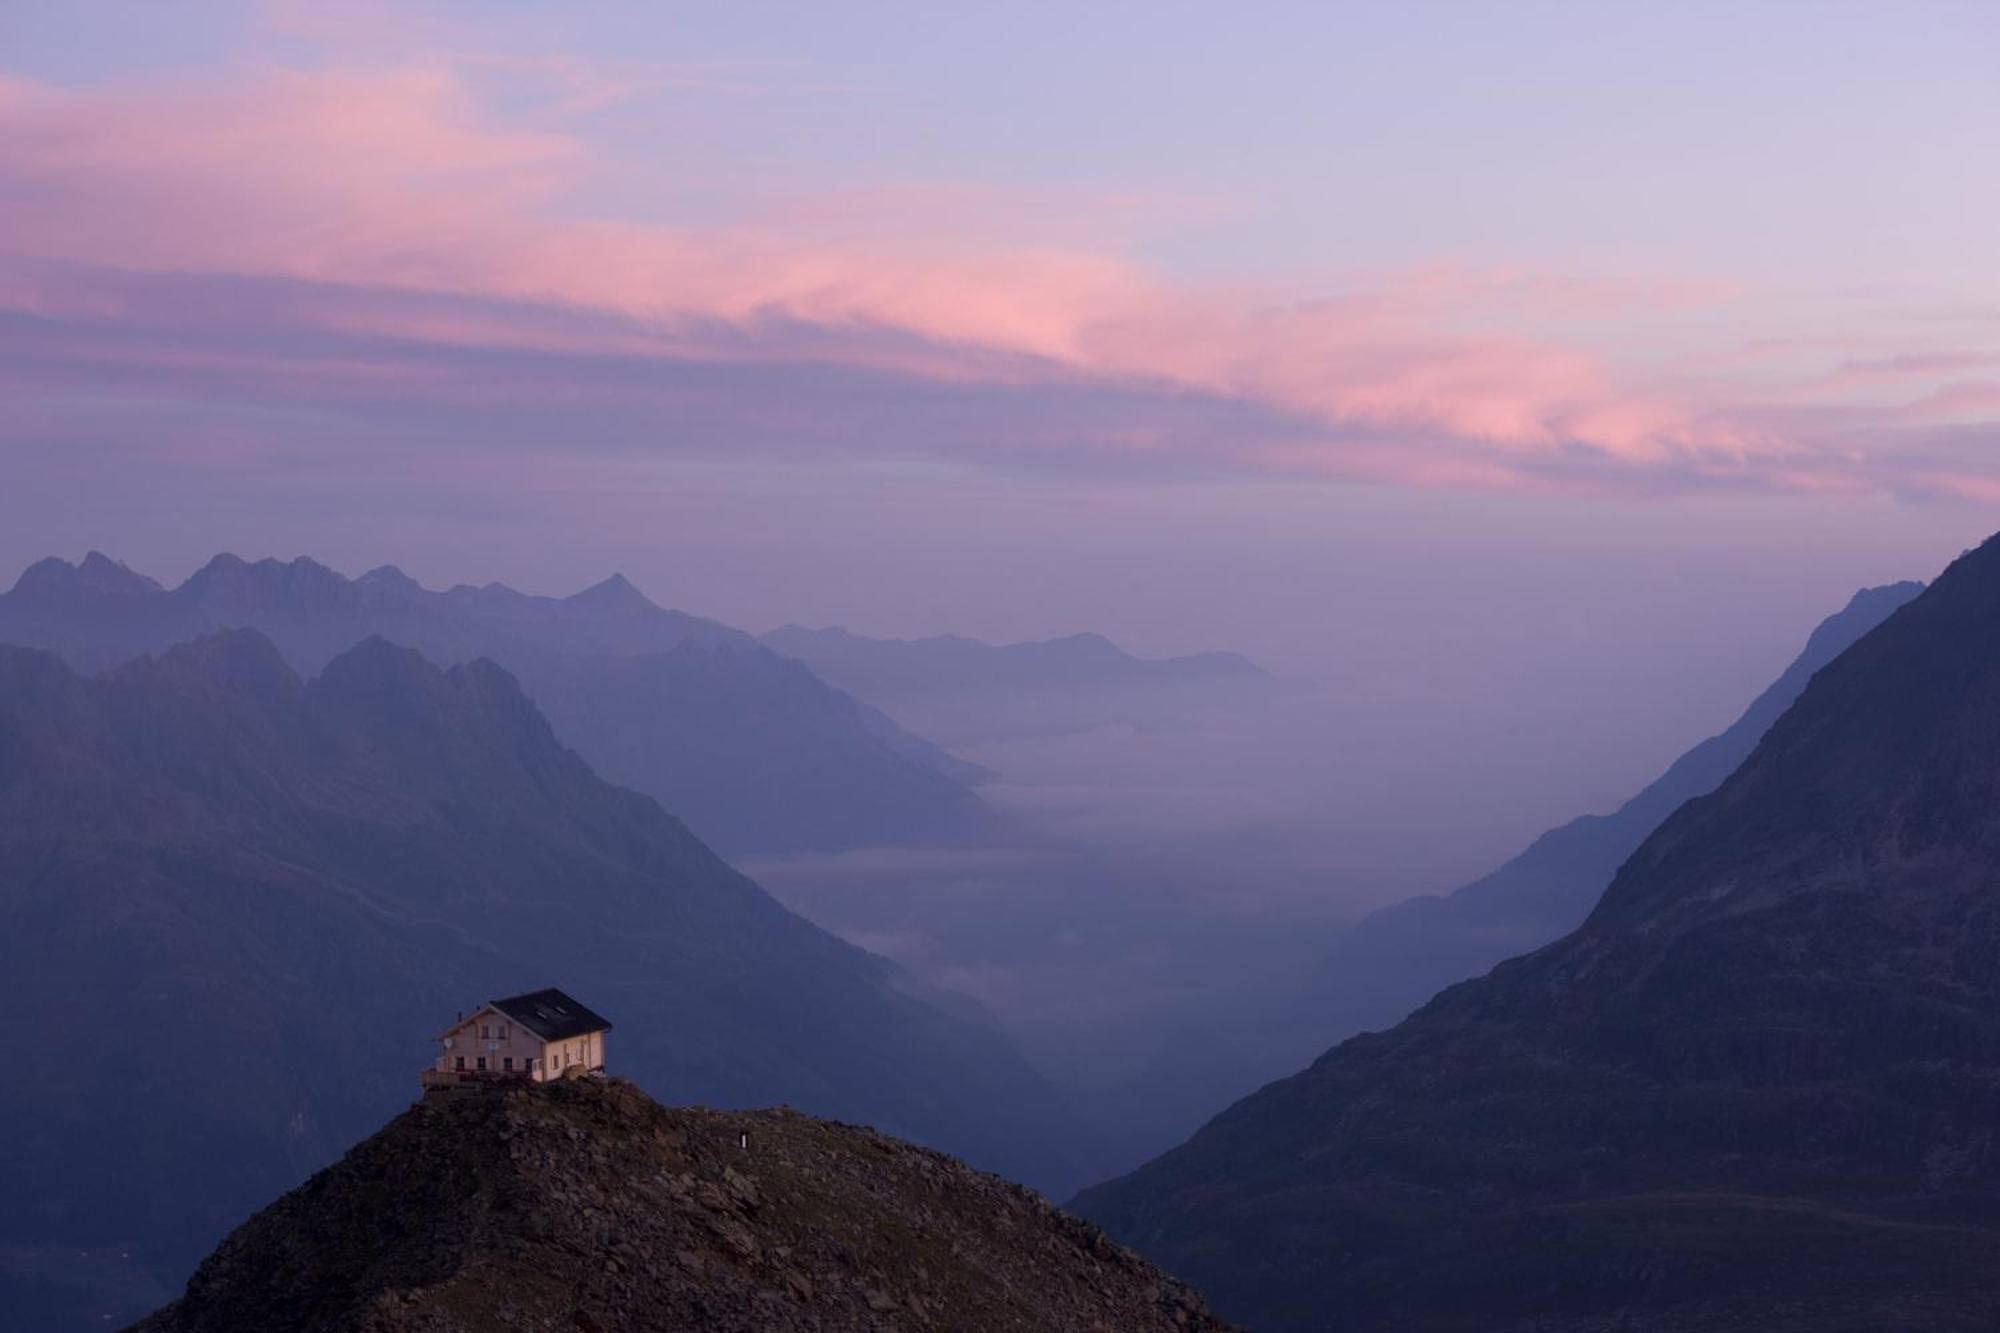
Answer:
xmin=134 ymin=1078 xmax=1231 ymax=1333
xmin=1289 ymin=580 xmax=1923 ymax=1052
xmin=0 ymin=633 xmax=1093 ymax=1329
xmin=0 ymin=554 xmax=983 ymax=854
xmin=1076 ymin=538 xmax=2000 ymax=1332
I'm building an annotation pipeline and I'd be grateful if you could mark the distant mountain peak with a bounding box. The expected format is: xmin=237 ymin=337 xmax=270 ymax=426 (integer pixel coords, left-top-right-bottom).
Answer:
xmin=187 ymin=551 xmax=248 ymax=580
xmin=8 ymin=555 xmax=75 ymax=594
xmin=181 ymin=552 xmax=348 ymax=599
xmin=77 ymin=550 xmax=162 ymax=595
xmin=356 ymin=564 xmax=422 ymax=594
xmin=308 ymin=636 xmax=553 ymax=761
xmin=567 ymin=571 xmax=659 ymax=615
xmin=7 ymin=552 xmax=161 ymax=600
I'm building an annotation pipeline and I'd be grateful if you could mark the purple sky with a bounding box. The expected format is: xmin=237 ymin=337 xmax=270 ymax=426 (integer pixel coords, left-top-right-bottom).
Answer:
xmin=3 ymin=1 xmax=1996 ymax=856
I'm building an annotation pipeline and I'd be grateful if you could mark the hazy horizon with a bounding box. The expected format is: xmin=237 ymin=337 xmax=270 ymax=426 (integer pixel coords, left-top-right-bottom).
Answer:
xmin=0 ymin=524 xmax=1975 ymax=900
xmin=8 ymin=3 xmax=1996 ymax=873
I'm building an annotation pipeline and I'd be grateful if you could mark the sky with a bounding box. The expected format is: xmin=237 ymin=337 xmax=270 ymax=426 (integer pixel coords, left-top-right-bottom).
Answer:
xmin=3 ymin=0 xmax=1997 ymax=840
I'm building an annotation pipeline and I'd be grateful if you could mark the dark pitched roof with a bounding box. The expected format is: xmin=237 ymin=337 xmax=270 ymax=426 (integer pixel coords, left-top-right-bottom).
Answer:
xmin=489 ymin=988 xmax=613 ymax=1041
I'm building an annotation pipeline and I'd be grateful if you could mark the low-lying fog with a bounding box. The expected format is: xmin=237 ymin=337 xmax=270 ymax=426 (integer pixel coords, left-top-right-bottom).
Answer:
xmin=742 ymin=651 xmax=1814 ymax=1157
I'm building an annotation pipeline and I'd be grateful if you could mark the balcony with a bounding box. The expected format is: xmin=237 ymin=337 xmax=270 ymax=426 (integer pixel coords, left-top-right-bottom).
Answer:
xmin=419 ymin=1067 xmax=533 ymax=1092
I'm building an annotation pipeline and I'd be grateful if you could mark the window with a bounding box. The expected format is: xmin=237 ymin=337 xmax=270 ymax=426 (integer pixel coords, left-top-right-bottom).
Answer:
xmin=476 ymin=1057 xmax=487 ymax=1071
xmin=480 ymin=1023 xmax=490 ymax=1040
xmin=502 ymin=1057 xmax=513 ymax=1071
xmin=454 ymin=1056 xmax=465 ymax=1071
xmin=499 ymin=1023 xmax=509 ymax=1039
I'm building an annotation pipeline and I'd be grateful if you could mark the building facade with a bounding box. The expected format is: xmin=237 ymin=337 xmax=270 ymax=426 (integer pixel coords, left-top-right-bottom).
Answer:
xmin=422 ymin=987 xmax=611 ymax=1091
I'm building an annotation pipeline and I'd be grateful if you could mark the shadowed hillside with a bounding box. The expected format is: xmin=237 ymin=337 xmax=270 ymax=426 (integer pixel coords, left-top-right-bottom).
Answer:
xmin=1079 ymin=537 xmax=2000 ymax=1332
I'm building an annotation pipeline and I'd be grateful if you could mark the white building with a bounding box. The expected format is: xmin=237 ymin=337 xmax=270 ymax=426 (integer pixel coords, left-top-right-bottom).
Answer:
xmin=422 ymin=987 xmax=611 ymax=1091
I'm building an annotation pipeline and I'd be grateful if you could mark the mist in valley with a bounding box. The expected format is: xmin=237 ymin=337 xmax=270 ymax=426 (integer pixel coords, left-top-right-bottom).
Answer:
xmin=740 ymin=641 xmax=1838 ymax=1160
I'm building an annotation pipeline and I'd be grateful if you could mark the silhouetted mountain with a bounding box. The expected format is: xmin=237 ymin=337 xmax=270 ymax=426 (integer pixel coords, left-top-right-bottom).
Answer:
xmin=1077 ymin=537 xmax=2000 ymax=1331
xmin=134 ymin=1078 xmax=1230 ymax=1333
xmin=0 ymin=633 xmax=1095 ymax=1330
xmin=0 ymin=555 xmax=984 ymax=853
xmin=762 ymin=624 xmax=1268 ymax=745
xmin=1289 ymin=580 xmax=1923 ymax=1053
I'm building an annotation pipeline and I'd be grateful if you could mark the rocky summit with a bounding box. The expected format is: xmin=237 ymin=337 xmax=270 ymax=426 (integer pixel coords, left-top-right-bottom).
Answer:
xmin=133 ymin=1078 xmax=1232 ymax=1333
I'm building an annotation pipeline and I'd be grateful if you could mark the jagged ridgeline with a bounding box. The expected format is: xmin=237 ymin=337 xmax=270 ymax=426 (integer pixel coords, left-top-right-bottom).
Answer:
xmin=1077 ymin=533 xmax=2000 ymax=1332
xmin=0 ymin=553 xmax=988 ymax=855
xmin=0 ymin=632 xmax=1095 ymax=1328
xmin=132 ymin=1079 xmax=1233 ymax=1333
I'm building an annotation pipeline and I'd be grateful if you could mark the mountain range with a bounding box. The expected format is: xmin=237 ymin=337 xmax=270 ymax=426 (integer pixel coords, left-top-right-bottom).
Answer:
xmin=0 ymin=631 xmax=1093 ymax=1329
xmin=0 ymin=553 xmax=986 ymax=855
xmin=134 ymin=1078 xmax=1232 ymax=1333
xmin=1077 ymin=535 xmax=2000 ymax=1331
xmin=762 ymin=623 xmax=1268 ymax=746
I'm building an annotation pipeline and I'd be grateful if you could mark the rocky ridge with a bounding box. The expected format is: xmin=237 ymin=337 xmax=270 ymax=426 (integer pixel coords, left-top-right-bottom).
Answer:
xmin=135 ymin=1078 xmax=1230 ymax=1333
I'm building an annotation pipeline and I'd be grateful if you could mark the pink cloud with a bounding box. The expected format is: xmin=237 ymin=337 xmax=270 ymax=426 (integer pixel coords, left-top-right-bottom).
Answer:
xmin=0 ymin=62 xmax=1993 ymax=496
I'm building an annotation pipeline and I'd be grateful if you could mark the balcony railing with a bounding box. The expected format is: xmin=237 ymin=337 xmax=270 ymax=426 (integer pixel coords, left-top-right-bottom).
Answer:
xmin=419 ymin=1067 xmax=533 ymax=1089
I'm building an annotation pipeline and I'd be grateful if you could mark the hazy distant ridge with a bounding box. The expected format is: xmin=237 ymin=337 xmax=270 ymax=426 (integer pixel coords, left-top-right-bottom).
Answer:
xmin=764 ymin=623 xmax=1265 ymax=696
xmin=763 ymin=623 xmax=1268 ymax=746
xmin=0 ymin=553 xmax=985 ymax=853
